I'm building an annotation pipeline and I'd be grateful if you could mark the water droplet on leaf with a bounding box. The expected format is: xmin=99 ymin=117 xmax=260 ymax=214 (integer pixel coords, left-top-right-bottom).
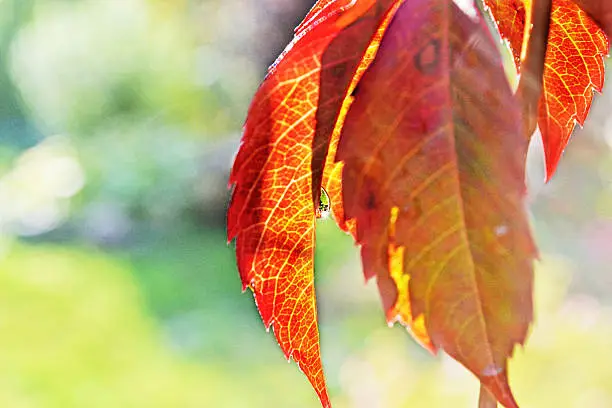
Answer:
xmin=317 ymin=187 xmax=331 ymax=219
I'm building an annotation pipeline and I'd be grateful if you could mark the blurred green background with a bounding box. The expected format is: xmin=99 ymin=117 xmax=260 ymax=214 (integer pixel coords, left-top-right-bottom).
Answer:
xmin=0 ymin=0 xmax=611 ymax=407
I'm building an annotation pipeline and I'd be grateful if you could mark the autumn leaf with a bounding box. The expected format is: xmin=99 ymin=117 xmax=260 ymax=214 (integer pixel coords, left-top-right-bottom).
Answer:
xmin=228 ymin=0 xmax=607 ymax=407
xmin=227 ymin=1 xmax=402 ymax=406
xmin=572 ymin=0 xmax=612 ymax=37
xmin=335 ymin=2 xmax=535 ymax=406
xmin=295 ymin=0 xmax=355 ymax=37
xmin=484 ymin=0 xmax=608 ymax=179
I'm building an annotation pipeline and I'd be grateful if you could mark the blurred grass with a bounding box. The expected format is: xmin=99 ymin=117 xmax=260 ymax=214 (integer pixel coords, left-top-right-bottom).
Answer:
xmin=0 ymin=238 xmax=611 ymax=407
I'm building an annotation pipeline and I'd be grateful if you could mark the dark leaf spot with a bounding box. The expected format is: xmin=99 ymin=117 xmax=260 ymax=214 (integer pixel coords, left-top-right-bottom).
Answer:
xmin=414 ymin=38 xmax=441 ymax=75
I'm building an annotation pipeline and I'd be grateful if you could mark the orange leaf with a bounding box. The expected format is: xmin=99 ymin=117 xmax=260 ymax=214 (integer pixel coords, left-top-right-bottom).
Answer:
xmin=319 ymin=1 xmax=404 ymax=234
xmin=295 ymin=0 xmax=355 ymax=37
xmin=336 ymin=2 xmax=535 ymax=407
xmin=572 ymin=0 xmax=612 ymax=37
xmin=485 ymin=0 xmax=608 ymax=178
xmin=227 ymin=1 xmax=400 ymax=405
xmin=482 ymin=0 xmax=527 ymax=69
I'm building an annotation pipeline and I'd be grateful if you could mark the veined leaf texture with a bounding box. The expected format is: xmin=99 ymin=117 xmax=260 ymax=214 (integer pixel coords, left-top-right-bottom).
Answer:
xmin=227 ymin=0 xmax=609 ymax=406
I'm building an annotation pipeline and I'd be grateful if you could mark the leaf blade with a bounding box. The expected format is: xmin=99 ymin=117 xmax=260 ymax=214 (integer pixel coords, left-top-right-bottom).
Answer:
xmin=228 ymin=1 xmax=402 ymax=406
xmin=538 ymin=0 xmax=608 ymax=177
xmin=335 ymin=2 xmax=535 ymax=406
xmin=485 ymin=0 xmax=608 ymax=178
xmin=572 ymin=0 xmax=612 ymax=37
xmin=227 ymin=16 xmax=346 ymax=408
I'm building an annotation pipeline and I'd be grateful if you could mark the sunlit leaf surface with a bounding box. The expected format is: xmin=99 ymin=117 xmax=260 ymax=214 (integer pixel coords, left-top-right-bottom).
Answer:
xmin=228 ymin=0 xmax=608 ymax=406
xmin=227 ymin=1 xmax=400 ymax=405
xmin=336 ymin=2 xmax=535 ymax=406
xmin=485 ymin=0 xmax=609 ymax=178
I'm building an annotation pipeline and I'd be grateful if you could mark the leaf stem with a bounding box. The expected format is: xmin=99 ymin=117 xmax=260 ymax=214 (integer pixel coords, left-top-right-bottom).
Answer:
xmin=516 ymin=0 xmax=553 ymax=140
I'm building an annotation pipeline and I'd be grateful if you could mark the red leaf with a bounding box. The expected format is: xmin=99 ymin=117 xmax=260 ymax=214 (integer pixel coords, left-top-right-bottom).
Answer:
xmin=295 ymin=0 xmax=355 ymax=37
xmin=222 ymin=0 xmax=612 ymax=406
xmin=318 ymin=1 xmax=404 ymax=234
xmin=572 ymin=0 xmax=612 ymax=37
xmin=227 ymin=1 xmax=401 ymax=405
xmin=485 ymin=0 xmax=608 ymax=179
xmin=336 ymin=2 xmax=535 ymax=406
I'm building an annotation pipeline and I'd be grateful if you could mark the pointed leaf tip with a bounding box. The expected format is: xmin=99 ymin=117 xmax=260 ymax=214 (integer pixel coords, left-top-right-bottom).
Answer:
xmin=485 ymin=0 xmax=608 ymax=180
xmin=228 ymin=0 xmax=405 ymax=406
xmin=336 ymin=2 xmax=534 ymax=406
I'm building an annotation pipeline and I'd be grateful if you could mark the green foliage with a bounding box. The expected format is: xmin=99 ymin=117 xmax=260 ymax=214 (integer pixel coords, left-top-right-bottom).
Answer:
xmin=0 ymin=243 xmax=318 ymax=407
xmin=0 ymin=241 xmax=610 ymax=407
